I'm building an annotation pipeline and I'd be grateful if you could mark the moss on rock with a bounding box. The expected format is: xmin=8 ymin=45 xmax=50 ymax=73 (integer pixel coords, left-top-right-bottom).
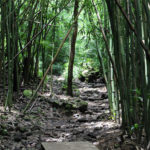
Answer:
xmin=23 ymin=89 xmax=36 ymax=98
xmin=75 ymin=100 xmax=88 ymax=112
xmin=49 ymin=97 xmax=88 ymax=112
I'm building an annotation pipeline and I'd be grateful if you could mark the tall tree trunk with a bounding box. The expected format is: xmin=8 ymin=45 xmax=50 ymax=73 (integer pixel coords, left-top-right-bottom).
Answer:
xmin=67 ymin=0 xmax=79 ymax=96
xmin=1 ymin=0 xmax=6 ymax=101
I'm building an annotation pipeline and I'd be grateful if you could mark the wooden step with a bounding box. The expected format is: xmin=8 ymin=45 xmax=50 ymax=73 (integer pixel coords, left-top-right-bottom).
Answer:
xmin=42 ymin=142 xmax=98 ymax=150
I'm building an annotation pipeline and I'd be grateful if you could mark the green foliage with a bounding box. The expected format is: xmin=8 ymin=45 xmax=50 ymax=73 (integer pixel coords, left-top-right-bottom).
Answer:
xmin=62 ymin=35 xmax=101 ymax=80
xmin=38 ymin=70 xmax=43 ymax=79
xmin=40 ymin=40 xmax=53 ymax=49
xmin=132 ymin=89 xmax=143 ymax=102
xmin=62 ymin=81 xmax=68 ymax=91
xmin=130 ymin=123 xmax=139 ymax=134
xmin=53 ymin=64 xmax=64 ymax=75
xmin=38 ymin=70 xmax=49 ymax=82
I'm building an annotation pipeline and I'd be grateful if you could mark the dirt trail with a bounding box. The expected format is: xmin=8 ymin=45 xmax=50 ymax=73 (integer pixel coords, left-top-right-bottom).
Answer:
xmin=0 ymin=76 xmax=128 ymax=150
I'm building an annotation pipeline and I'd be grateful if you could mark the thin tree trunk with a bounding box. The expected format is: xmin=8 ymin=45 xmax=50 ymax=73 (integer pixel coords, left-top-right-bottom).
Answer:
xmin=5 ymin=0 xmax=14 ymax=110
xmin=67 ymin=0 xmax=79 ymax=96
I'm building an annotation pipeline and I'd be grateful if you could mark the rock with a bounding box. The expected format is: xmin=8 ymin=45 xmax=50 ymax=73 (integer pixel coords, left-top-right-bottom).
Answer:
xmin=14 ymin=132 xmax=22 ymax=142
xmin=77 ymin=117 xmax=88 ymax=122
xmin=88 ymin=97 xmax=99 ymax=101
xmin=48 ymin=98 xmax=88 ymax=112
xmin=79 ymin=69 xmax=101 ymax=83
xmin=23 ymin=89 xmax=37 ymax=98
xmin=87 ymin=132 xmax=96 ymax=139
xmin=76 ymin=100 xmax=88 ymax=112
xmin=42 ymin=142 xmax=99 ymax=150
xmin=79 ymin=76 xmax=85 ymax=82
xmin=84 ymin=111 xmax=93 ymax=115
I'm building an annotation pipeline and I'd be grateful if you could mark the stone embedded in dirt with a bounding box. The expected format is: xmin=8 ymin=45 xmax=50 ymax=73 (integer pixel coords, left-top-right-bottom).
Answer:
xmin=84 ymin=110 xmax=93 ymax=115
xmin=77 ymin=100 xmax=88 ymax=112
xmin=87 ymin=97 xmax=100 ymax=101
xmin=87 ymin=132 xmax=97 ymax=139
xmin=79 ymin=70 xmax=101 ymax=83
xmin=42 ymin=142 xmax=99 ymax=150
xmin=77 ymin=117 xmax=88 ymax=122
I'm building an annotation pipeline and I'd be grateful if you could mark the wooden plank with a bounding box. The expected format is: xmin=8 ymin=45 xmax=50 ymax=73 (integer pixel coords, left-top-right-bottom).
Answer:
xmin=42 ymin=142 xmax=99 ymax=150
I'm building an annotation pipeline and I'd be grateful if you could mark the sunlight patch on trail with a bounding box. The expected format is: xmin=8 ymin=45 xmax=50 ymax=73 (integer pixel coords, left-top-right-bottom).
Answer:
xmin=79 ymin=87 xmax=107 ymax=93
xmin=81 ymin=121 xmax=119 ymax=129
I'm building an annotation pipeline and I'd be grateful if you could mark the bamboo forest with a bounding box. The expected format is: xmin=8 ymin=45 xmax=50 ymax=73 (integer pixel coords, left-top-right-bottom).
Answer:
xmin=0 ymin=0 xmax=150 ymax=149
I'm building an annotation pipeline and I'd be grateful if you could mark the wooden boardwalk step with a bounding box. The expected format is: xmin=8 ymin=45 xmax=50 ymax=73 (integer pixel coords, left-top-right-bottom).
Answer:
xmin=42 ymin=142 xmax=98 ymax=150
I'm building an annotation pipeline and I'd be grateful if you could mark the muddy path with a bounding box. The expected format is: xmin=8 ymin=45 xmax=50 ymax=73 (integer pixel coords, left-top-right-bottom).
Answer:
xmin=0 ymin=76 xmax=135 ymax=150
